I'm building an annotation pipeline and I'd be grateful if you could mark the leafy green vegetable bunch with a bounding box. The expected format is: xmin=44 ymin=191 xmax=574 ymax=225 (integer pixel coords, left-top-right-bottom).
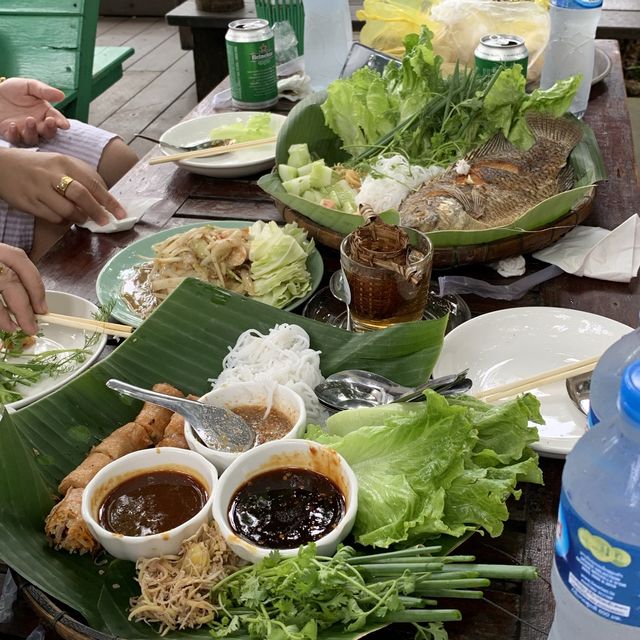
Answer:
xmin=321 ymin=27 xmax=581 ymax=168
xmin=308 ymin=390 xmax=544 ymax=548
xmin=208 ymin=543 xmax=537 ymax=640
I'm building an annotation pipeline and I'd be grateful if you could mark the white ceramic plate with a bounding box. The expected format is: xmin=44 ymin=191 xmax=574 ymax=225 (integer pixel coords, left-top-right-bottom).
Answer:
xmin=4 ymin=291 xmax=107 ymax=411
xmin=159 ymin=112 xmax=287 ymax=178
xmin=432 ymin=307 xmax=632 ymax=458
xmin=592 ymin=44 xmax=612 ymax=85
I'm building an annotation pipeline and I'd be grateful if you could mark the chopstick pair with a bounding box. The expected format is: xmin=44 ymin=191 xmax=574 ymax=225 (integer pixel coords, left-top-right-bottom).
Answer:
xmin=148 ymin=136 xmax=277 ymax=165
xmin=37 ymin=313 xmax=133 ymax=338
xmin=474 ymin=355 xmax=599 ymax=403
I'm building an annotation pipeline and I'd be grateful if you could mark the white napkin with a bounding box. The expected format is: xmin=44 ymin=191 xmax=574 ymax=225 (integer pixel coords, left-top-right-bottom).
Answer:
xmin=533 ymin=215 xmax=640 ymax=283
xmin=77 ymin=196 xmax=162 ymax=233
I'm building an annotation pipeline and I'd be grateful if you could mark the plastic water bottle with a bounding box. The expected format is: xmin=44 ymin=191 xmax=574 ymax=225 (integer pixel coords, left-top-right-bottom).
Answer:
xmin=549 ymin=360 xmax=640 ymax=639
xmin=301 ymin=0 xmax=352 ymax=91
xmin=588 ymin=326 xmax=640 ymax=428
xmin=540 ymin=0 xmax=603 ymax=118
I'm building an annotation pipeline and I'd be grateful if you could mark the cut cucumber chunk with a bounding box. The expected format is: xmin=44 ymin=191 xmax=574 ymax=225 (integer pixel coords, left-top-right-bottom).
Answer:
xmin=278 ymin=164 xmax=298 ymax=182
xmin=287 ymin=143 xmax=312 ymax=168
xmin=309 ymin=163 xmax=334 ymax=189
xmin=282 ymin=174 xmax=311 ymax=196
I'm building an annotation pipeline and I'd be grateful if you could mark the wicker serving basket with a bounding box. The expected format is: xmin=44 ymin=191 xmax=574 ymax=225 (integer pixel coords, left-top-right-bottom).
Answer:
xmin=279 ymin=187 xmax=596 ymax=269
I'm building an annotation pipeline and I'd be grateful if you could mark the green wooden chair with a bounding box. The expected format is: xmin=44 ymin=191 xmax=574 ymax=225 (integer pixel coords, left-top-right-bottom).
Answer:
xmin=0 ymin=0 xmax=134 ymax=122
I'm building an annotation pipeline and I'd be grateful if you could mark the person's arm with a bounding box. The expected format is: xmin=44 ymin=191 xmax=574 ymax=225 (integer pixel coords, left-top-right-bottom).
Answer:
xmin=0 ymin=78 xmax=70 ymax=145
xmin=0 ymin=148 xmax=126 ymax=225
xmin=0 ymin=243 xmax=47 ymax=334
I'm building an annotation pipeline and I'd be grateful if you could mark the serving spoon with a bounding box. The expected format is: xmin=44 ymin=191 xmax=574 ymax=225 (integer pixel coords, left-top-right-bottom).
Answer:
xmin=566 ymin=373 xmax=591 ymax=416
xmin=106 ymin=379 xmax=255 ymax=453
xmin=329 ymin=270 xmax=352 ymax=331
xmin=315 ymin=369 xmax=472 ymax=412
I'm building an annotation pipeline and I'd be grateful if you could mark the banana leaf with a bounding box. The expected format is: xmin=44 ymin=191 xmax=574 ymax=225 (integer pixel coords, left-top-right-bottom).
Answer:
xmin=0 ymin=278 xmax=448 ymax=638
xmin=259 ymin=94 xmax=607 ymax=247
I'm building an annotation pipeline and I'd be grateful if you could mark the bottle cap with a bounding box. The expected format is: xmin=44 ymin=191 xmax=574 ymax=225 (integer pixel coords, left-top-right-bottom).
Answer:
xmin=551 ymin=0 xmax=602 ymax=8
xmin=619 ymin=360 xmax=640 ymax=426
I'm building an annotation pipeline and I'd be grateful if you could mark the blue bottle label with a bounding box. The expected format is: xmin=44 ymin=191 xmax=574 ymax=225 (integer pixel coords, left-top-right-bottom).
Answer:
xmin=555 ymin=490 xmax=640 ymax=626
xmin=552 ymin=0 xmax=602 ymax=8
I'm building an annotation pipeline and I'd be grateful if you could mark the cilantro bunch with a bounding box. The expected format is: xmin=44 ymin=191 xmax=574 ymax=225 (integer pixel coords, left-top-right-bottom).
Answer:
xmin=209 ymin=543 xmax=536 ymax=640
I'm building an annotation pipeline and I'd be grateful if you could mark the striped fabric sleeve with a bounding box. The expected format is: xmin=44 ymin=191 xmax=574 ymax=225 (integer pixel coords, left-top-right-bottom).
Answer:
xmin=0 ymin=120 xmax=120 ymax=252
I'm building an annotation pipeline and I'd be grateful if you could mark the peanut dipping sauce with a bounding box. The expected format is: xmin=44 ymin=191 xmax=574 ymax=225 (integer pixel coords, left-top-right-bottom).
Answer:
xmin=233 ymin=404 xmax=293 ymax=446
xmin=98 ymin=470 xmax=208 ymax=537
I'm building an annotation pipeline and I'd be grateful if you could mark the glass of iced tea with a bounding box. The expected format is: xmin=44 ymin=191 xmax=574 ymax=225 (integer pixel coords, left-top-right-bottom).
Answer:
xmin=340 ymin=223 xmax=433 ymax=332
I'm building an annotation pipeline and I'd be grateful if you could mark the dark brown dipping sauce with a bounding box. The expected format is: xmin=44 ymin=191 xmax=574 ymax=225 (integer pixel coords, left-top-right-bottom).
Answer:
xmin=229 ymin=467 xmax=345 ymax=549
xmin=233 ymin=404 xmax=293 ymax=446
xmin=98 ymin=470 xmax=208 ymax=537
xmin=121 ymin=263 xmax=158 ymax=319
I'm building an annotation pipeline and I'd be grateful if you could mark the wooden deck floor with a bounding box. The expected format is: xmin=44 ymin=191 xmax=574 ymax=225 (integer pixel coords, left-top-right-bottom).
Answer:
xmin=91 ymin=16 xmax=199 ymax=159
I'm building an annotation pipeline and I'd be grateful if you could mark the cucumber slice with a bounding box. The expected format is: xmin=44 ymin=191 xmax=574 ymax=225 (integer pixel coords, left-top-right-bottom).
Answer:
xmin=278 ymin=164 xmax=298 ymax=182
xmin=282 ymin=175 xmax=311 ymax=196
xmin=309 ymin=163 xmax=334 ymax=189
xmin=287 ymin=143 xmax=312 ymax=168
xmin=297 ymin=160 xmax=324 ymax=177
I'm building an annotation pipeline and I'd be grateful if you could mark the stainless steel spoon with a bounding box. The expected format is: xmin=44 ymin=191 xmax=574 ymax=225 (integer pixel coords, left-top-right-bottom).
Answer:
xmin=133 ymin=134 xmax=232 ymax=152
xmin=329 ymin=270 xmax=352 ymax=331
xmin=106 ymin=379 xmax=255 ymax=453
xmin=566 ymin=373 xmax=591 ymax=416
xmin=315 ymin=369 xmax=472 ymax=412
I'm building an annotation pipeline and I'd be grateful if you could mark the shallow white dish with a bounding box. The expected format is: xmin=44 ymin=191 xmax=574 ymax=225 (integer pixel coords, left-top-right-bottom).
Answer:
xmin=6 ymin=291 xmax=107 ymax=411
xmin=432 ymin=307 xmax=632 ymax=458
xmin=159 ymin=113 xmax=287 ymax=178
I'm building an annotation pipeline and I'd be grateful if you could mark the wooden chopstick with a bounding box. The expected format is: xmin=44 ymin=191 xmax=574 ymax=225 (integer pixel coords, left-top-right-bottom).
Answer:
xmin=474 ymin=355 xmax=599 ymax=403
xmin=37 ymin=314 xmax=133 ymax=338
xmin=148 ymin=136 xmax=277 ymax=165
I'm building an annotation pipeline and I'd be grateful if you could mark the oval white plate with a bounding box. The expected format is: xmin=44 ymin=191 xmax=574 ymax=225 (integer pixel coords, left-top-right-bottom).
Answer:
xmin=432 ymin=307 xmax=632 ymax=458
xmin=5 ymin=291 xmax=107 ymax=411
xmin=159 ymin=112 xmax=287 ymax=178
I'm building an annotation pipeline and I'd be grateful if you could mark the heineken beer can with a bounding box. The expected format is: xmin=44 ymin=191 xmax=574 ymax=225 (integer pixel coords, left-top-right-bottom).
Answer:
xmin=474 ymin=34 xmax=528 ymax=79
xmin=226 ymin=19 xmax=278 ymax=109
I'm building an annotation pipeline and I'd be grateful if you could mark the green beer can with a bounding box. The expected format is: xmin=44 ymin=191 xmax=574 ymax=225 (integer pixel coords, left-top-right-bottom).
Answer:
xmin=474 ymin=34 xmax=529 ymax=79
xmin=226 ymin=19 xmax=278 ymax=109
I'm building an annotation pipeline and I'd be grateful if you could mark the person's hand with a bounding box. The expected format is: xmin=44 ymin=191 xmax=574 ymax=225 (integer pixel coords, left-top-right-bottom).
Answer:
xmin=0 ymin=78 xmax=70 ymax=145
xmin=0 ymin=244 xmax=47 ymax=334
xmin=0 ymin=149 xmax=127 ymax=226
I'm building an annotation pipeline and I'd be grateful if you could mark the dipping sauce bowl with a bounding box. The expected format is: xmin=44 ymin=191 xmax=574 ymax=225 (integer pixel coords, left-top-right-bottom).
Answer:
xmin=81 ymin=447 xmax=218 ymax=562
xmin=185 ymin=382 xmax=306 ymax=472
xmin=212 ymin=439 xmax=358 ymax=563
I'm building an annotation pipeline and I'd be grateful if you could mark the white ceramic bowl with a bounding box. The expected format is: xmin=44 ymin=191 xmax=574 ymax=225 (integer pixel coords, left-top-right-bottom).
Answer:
xmin=185 ymin=382 xmax=307 ymax=472
xmin=212 ymin=439 xmax=358 ymax=563
xmin=81 ymin=447 xmax=218 ymax=562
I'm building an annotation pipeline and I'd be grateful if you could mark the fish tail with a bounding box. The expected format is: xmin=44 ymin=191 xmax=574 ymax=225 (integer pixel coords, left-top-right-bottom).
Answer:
xmin=525 ymin=112 xmax=583 ymax=154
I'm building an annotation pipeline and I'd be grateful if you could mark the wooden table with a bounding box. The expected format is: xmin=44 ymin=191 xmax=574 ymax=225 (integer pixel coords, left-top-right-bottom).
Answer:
xmin=167 ymin=0 xmax=640 ymax=100
xmin=2 ymin=38 xmax=639 ymax=640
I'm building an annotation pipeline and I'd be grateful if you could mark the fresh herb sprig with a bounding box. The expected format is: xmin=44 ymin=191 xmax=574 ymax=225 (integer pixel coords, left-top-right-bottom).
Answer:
xmin=0 ymin=300 xmax=114 ymax=405
xmin=208 ymin=544 xmax=537 ymax=640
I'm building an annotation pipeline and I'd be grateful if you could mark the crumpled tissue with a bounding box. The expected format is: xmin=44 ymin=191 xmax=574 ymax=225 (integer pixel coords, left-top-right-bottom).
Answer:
xmin=77 ymin=196 xmax=162 ymax=233
xmin=212 ymin=58 xmax=311 ymax=109
xmin=533 ymin=215 xmax=640 ymax=283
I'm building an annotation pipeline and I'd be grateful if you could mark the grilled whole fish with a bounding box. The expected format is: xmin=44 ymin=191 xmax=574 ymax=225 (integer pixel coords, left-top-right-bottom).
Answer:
xmin=398 ymin=113 xmax=583 ymax=232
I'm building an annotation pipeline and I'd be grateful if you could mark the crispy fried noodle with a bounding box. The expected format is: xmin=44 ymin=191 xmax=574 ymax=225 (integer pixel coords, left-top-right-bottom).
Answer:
xmin=129 ymin=522 xmax=238 ymax=634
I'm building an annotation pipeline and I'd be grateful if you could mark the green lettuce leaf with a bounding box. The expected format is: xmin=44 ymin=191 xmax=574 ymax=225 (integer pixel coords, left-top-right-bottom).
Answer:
xmin=210 ymin=112 xmax=274 ymax=142
xmin=249 ymin=221 xmax=314 ymax=308
xmin=309 ymin=390 xmax=542 ymax=547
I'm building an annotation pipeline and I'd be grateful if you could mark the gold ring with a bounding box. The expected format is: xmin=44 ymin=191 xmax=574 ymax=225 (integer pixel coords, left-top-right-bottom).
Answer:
xmin=54 ymin=175 xmax=74 ymax=197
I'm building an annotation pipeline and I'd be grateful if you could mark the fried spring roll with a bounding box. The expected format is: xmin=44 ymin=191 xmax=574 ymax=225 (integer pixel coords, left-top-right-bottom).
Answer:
xmin=44 ymin=488 xmax=99 ymax=555
xmin=135 ymin=383 xmax=184 ymax=442
xmin=93 ymin=422 xmax=152 ymax=460
xmin=157 ymin=413 xmax=188 ymax=449
xmin=58 ymin=452 xmax=111 ymax=495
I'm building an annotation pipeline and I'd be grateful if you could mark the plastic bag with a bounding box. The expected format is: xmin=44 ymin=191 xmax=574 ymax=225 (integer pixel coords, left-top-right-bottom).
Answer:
xmin=430 ymin=0 xmax=549 ymax=81
xmin=358 ymin=0 xmax=549 ymax=82
xmin=357 ymin=0 xmax=436 ymax=58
